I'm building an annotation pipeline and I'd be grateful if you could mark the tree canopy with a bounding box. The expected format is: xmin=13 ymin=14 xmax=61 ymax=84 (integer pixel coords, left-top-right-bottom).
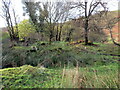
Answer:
xmin=17 ymin=19 xmax=36 ymax=40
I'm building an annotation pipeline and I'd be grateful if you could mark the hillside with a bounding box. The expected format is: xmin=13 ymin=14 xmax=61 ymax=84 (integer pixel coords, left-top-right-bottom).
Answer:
xmin=1 ymin=10 xmax=119 ymax=43
xmin=1 ymin=0 xmax=120 ymax=88
xmin=1 ymin=11 xmax=119 ymax=89
xmin=103 ymin=10 xmax=119 ymax=42
xmin=68 ymin=10 xmax=119 ymax=42
xmin=104 ymin=21 xmax=120 ymax=42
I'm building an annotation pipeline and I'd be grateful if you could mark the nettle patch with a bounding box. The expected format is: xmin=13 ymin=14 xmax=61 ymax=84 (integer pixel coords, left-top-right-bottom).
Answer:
xmin=0 ymin=65 xmax=62 ymax=88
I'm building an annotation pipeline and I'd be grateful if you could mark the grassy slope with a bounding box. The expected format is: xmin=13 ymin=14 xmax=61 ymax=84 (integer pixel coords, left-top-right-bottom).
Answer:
xmin=68 ymin=10 xmax=119 ymax=42
xmin=3 ymin=41 xmax=118 ymax=67
xmin=0 ymin=65 xmax=62 ymax=88
xmin=0 ymin=63 xmax=118 ymax=88
xmin=1 ymin=40 xmax=119 ymax=88
xmin=1 ymin=10 xmax=119 ymax=88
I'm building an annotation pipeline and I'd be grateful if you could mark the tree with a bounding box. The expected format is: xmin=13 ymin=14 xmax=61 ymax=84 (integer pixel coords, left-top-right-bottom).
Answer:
xmin=22 ymin=0 xmax=71 ymax=43
xmin=54 ymin=2 xmax=71 ymax=41
xmin=105 ymin=16 xmax=120 ymax=46
xmin=1 ymin=0 xmax=19 ymax=42
xmin=17 ymin=19 xmax=36 ymax=40
xmin=88 ymin=11 xmax=108 ymax=42
xmin=65 ymin=28 xmax=74 ymax=42
xmin=72 ymin=0 xmax=108 ymax=45
xmin=22 ymin=0 xmax=45 ymax=41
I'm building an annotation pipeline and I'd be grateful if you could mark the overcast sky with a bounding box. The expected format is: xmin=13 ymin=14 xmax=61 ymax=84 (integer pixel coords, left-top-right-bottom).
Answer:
xmin=0 ymin=0 xmax=119 ymax=28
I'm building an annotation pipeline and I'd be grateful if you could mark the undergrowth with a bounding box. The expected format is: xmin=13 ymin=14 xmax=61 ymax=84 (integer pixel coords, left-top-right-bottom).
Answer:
xmin=0 ymin=63 xmax=119 ymax=88
xmin=2 ymin=41 xmax=119 ymax=68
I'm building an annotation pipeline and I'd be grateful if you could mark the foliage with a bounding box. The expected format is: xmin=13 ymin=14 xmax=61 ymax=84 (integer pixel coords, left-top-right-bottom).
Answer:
xmin=1 ymin=1 xmax=119 ymax=88
xmin=16 ymin=19 xmax=36 ymax=39
xmin=1 ymin=29 xmax=119 ymax=88
xmin=0 ymin=63 xmax=118 ymax=88
xmin=0 ymin=65 xmax=62 ymax=88
xmin=2 ymin=40 xmax=119 ymax=68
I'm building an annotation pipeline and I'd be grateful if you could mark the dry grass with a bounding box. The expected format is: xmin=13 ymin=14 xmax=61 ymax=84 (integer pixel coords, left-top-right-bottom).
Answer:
xmin=61 ymin=64 xmax=118 ymax=88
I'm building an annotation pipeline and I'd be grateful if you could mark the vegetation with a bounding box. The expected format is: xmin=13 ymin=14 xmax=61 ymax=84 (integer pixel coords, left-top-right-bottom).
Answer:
xmin=1 ymin=36 xmax=119 ymax=88
xmin=2 ymin=40 xmax=119 ymax=68
xmin=17 ymin=19 xmax=36 ymax=40
xmin=0 ymin=0 xmax=119 ymax=89
xmin=0 ymin=63 xmax=118 ymax=88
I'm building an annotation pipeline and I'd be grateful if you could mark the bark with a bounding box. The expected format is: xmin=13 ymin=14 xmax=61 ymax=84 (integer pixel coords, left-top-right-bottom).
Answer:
xmin=109 ymin=28 xmax=120 ymax=46
xmin=84 ymin=19 xmax=89 ymax=45
xmin=84 ymin=2 xmax=89 ymax=45
xmin=13 ymin=9 xmax=19 ymax=40
xmin=65 ymin=28 xmax=74 ymax=42
xmin=2 ymin=0 xmax=19 ymax=42
xmin=49 ymin=27 xmax=54 ymax=44
xmin=56 ymin=25 xmax=59 ymax=41
xmin=58 ymin=25 xmax=63 ymax=41
xmin=49 ymin=33 xmax=52 ymax=44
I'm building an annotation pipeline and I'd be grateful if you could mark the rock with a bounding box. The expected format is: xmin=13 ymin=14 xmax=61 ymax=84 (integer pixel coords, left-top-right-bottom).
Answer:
xmin=41 ymin=43 xmax=46 ymax=45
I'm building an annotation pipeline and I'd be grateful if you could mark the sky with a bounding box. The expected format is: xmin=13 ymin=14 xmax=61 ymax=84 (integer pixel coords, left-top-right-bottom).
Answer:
xmin=0 ymin=0 xmax=119 ymax=28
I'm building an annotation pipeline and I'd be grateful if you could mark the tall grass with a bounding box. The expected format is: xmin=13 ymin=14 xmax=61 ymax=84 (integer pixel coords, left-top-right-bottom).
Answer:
xmin=61 ymin=63 xmax=118 ymax=88
xmin=1 ymin=63 xmax=118 ymax=88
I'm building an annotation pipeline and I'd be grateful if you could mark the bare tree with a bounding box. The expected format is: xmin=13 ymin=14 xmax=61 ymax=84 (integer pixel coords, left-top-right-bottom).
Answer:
xmin=1 ymin=0 xmax=19 ymax=42
xmin=22 ymin=0 xmax=71 ymax=43
xmin=39 ymin=1 xmax=72 ymax=42
xmin=65 ymin=28 xmax=74 ymax=42
xmin=72 ymin=0 xmax=108 ymax=45
xmin=54 ymin=2 xmax=71 ymax=41
xmin=105 ymin=16 xmax=120 ymax=46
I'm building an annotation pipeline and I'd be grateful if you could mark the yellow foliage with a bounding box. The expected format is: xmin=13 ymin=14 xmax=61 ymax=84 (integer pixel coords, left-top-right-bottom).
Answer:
xmin=15 ymin=19 xmax=36 ymax=39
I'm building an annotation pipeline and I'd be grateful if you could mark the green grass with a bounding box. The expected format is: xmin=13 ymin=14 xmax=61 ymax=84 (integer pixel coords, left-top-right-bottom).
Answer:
xmin=1 ymin=9 xmax=119 ymax=88
xmin=0 ymin=65 xmax=62 ymax=88
xmin=1 ymin=32 xmax=9 ymax=41
xmin=0 ymin=63 xmax=119 ymax=88
xmin=1 ymin=39 xmax=119 ymax=88
xmin=2 ymin=41 xmax=119 ymax=68
xmin=62 ymin=63 xmax=119 ymax=88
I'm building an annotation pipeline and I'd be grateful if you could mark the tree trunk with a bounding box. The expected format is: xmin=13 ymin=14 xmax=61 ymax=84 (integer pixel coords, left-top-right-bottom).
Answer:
xmin=84 ymin=2 xmax=89 ymax=45
xmin=56 ymin=25 xmax=59 ymax=41
xmin=84 ymin=19 xmax=89 ymax=45
xmin=58 ymin=26 xmax=62 ymax=41
xmin=49 ymin=35 xmax=52 ymax=44
xmin=49 ymin=30 xmax=53 ymax=44
xmin=109 ymin=28 xmax=120 ymax=46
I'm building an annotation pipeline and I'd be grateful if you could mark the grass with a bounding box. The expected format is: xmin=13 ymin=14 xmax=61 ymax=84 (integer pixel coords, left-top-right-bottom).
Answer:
xmin=1 ymin=32 xmax=9 ymax=41
xmin=62 ymin=63 xmax=118 ymax=88
xmin=1 ymin=34 xmax=119 ymax=88
xmin=2 ymin=40 xmax=119 ymax=68
xmin=0 ymin=63 xmax=119 ymax=88
xmin=0 ymin=65 xmax=62 ymax=88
